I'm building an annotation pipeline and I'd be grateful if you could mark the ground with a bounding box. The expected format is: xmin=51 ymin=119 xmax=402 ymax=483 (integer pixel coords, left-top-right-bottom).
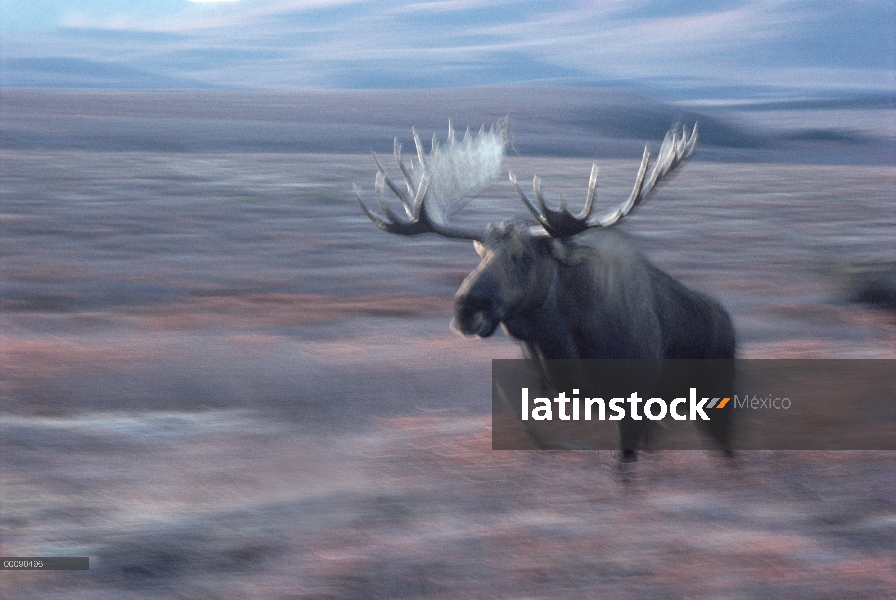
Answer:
xmin=1 ymin=151 xmax=894 ymax=599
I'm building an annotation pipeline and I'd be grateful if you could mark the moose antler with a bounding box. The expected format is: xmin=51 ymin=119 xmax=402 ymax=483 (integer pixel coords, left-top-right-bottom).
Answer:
xmin=355 ymin=121 xmax=507 ymax=241
xmin=509 ymin=124 xmax=698 ymax=237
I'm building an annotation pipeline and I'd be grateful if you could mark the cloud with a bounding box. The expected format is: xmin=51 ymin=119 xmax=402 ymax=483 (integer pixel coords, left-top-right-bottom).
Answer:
xmin=397 ymin=0 xmax=499 ymax=12
xmin=0 ymin=0 xmax=893 ymax=97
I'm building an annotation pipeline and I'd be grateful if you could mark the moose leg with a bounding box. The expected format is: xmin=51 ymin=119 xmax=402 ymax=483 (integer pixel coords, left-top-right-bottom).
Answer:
xmin=620 ymin=450 xmax=638 ymax=463
xmin=493 ymin=365 xmax=552 ymax=449
xmin=692 ymin=359 xmax=736 ymax=460
xmin=616 ymin=447 xmax=639 ymax=482
xmin=617 ymin=418 xmax=648 ymax=469
xmin=496 ymin=351 xmax=571 ymax=449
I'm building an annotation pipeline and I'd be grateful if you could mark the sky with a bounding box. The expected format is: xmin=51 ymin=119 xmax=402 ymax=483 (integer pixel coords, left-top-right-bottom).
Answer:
xmin=1 ymin=0 xmax=894 ymax=99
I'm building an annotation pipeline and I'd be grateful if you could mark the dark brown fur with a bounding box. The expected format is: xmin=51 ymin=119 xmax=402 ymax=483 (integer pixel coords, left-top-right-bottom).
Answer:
xmin=453 ymin=222 xmax=736 ymax=457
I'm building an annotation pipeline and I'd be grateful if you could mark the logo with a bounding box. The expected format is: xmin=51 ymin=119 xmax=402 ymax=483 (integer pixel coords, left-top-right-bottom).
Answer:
xmin=520 ymin=388 xmax=730 ymax=421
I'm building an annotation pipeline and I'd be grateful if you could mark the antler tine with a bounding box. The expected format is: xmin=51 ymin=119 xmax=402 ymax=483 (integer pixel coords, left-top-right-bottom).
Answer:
xmin=580 ymin=163 xmax=598 ymax=220
xmin=558 ymin=191 xmax=568 ymax=214
xmin=678 ymin=123 xmax=697 ymax=158
xmin=412 ymin=128 xmax=426 ymax=168
xmin=409 ymin=172 xmax=430 ymax=220
xmin=643 ymin=130 xmax=674 ymax=196
xmin=393 ymin=138 xmax=416 ymax=205
xmin=683 ymin=122 xmax=698 ymax=157
xmin=620 ymin=145 xmax=651 ymax=217
xmin=674 ymin=129 xmax=686 ymax=159
xmin=355 ymin=184 xmax=398 ymax=232
xmin=591 ymin=147 xmax=648 ymax=227
xmin=372 ymin=151 xmax=413 ymax=210
xmin=533 ymin=176 xmax=552 ymax=216
xmin=509 ymin=171 xmax=552 ymax=230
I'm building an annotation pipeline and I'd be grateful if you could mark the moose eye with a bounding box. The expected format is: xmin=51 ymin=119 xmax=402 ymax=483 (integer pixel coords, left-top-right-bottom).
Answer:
xmin=518 ymin=253 xmax=533 ymax=268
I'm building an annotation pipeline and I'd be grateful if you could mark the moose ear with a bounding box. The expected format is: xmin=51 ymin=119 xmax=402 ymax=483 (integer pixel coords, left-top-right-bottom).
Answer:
xmin=545 ymin=237 xmax=589 ymax=265
xmin=473 ymin=240 xmax=487 ymax=257
xmin=544 ymin=237 xmax=570 ymax=262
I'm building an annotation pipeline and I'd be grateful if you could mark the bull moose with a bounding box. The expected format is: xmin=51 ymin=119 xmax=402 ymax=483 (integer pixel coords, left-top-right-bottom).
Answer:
xmin=355 ymin=122 xmax=735 ymax=463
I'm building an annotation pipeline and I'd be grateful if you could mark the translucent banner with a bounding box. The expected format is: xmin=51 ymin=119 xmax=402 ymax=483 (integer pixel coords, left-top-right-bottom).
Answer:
xmin=492 ymin=360 xmax=896 ymax=450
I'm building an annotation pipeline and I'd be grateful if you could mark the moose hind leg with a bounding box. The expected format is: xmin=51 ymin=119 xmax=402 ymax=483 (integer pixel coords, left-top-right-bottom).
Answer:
xmin=691 ymin=359 xmax=736 ymax=457
xmin=616 ymin=419 xmax=647 ymax=473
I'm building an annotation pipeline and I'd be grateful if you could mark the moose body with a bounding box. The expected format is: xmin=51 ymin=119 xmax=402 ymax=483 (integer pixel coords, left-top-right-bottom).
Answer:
xmin=454 ymin=224 xmax=735 ymax=361
xmin=454 ymin=222 xmax=736 ymax=456
xmin=356 ymin=122 xmax=736 ymax=461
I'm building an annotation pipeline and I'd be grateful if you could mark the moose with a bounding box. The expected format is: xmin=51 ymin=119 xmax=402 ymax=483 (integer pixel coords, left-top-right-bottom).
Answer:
xmin=355 ymin=122 xmax=736 ymax=464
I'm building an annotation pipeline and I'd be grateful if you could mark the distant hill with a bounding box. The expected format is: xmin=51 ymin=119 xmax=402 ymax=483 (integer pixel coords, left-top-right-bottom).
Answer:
xmin=1 ymin=88 xmax=892 ymax=164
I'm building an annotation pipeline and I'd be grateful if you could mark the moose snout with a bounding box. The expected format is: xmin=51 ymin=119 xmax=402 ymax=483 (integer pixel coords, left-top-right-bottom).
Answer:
xmin=452 ymin=292 xmax=500 ymax=337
